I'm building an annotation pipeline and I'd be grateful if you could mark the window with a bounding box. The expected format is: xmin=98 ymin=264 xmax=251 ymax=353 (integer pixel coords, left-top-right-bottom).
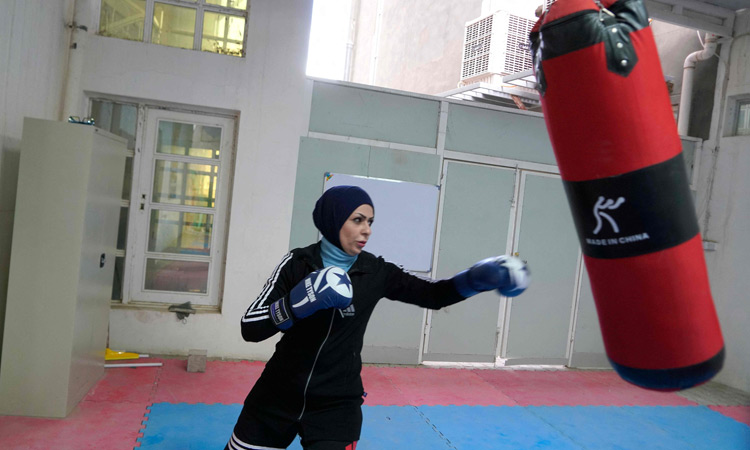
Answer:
xmin=152 ymin=3 xmax=197 ymax=50
xmin=99 ymin=0 xmax=146 ymax=41
xmin=737 ymin=100 xmax=750 ymax=136
xmin=99 ymin=0 xmax=248 ymax=57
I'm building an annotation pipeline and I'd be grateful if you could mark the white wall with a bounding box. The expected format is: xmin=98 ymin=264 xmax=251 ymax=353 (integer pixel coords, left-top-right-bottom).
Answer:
xmin=88 ymin=0 xmax=315 ymax=361
xmin=651 ymin=21 xmax=703 ymax=95
xmin=480 ymin=0 xmax=539 ymax=20
xmin=349 ymin=0 xmax=482 ymax=95
xmin=0 ymin=0 xmax=73 ymax=361
xmin=701 ymin=9 xmax=750 ymax=393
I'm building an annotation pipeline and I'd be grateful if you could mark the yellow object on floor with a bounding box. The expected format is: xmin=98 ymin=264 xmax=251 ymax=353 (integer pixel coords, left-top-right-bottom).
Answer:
xmin=105 ymin=348 xmax=140 ymax=361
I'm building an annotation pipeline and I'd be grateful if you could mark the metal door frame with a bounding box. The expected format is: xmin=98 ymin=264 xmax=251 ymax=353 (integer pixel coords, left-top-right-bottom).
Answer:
xmin=497 ymin=169 xmax=586 ymax=365
xmin=420 ymin=152 xmax=574 ymax=365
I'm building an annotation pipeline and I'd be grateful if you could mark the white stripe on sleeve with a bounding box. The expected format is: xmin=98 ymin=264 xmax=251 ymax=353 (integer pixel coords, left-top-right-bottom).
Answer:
xmin=242 ymin=252 xmax=293 ymax=323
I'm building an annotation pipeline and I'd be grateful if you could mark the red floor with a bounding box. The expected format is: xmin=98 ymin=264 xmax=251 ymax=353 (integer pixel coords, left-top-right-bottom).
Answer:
xmin=1 ymin=358 xmax=748 ymax=449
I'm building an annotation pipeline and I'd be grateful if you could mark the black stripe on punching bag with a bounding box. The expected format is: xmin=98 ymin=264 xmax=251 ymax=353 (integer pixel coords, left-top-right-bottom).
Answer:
xmin=611 ymin=347 xmax=725 ymax=391
xmin=562 ymin=152 xmax=699 ymax=259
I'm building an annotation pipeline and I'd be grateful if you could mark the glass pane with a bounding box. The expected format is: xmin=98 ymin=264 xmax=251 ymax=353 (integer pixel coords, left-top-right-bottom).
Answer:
xmin=99 ymin=0 xmax=146 ymax=41
xmin=148 ymin=209 xmax=213 ymax=255
xmin=157 ymin=121 xmax=221 ymax=159
xmin=737 ymin=101 xmax=750 ymax=136
xmin=206 ymin=0 xmax=248 ymax=10
xmin=117 ymin=206 xmax=129 ymax=250
xmin=152 ymin=160 xmax=218 ymax=207
xmin=145 ymin=259 xmax=208 ymax=293
xmin=122 ymin=156 xmax=134 ymax=200
xmin=111 ymin=256 xmax=124 ymax=300
xmin=90 ymin=100 xmax=138 ymax=150
xmin=152 ymin=3 xmax=196 ymax=50
xmin=90 ymin=100 xmax=138 ymax=200
xmin=202 ymin=12 xmax=245 ymax=57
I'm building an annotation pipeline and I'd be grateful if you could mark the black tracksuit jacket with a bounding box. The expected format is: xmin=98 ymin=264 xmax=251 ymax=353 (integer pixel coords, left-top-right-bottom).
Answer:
xmin=240 ymin=241 xmax=466 ymax=411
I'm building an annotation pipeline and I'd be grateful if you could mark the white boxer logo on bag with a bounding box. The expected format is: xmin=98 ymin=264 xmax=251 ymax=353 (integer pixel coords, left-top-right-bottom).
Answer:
xmin=593 ymin=196 xmax=626 ymax=234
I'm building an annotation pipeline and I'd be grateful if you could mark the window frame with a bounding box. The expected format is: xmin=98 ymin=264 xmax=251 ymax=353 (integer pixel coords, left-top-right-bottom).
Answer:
xmin=127 ymin=108 xmax=235 ymax=307
xmin=736 ymin=99 xmax=750 ymax=137
xmin=98 ymin=0 xmax=250 ymax=57
xmin=88 ymin=97 xmax=238 ymax=308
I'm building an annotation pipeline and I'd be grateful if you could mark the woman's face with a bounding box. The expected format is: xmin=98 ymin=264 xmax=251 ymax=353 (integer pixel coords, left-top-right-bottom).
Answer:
xmin=339 ymin=204 xmax=374 ymax=256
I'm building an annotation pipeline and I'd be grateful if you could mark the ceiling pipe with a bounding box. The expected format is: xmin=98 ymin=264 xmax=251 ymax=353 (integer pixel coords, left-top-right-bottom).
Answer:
xmin=60 ymin=0 xmax=95 ymax=121
xmin=677 ymin=32 xmax=719 ymax=136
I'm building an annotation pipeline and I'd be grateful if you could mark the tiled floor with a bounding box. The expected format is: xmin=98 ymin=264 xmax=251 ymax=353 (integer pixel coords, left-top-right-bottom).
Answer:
xmin=1 ymin=358 xmax=749 ymax=449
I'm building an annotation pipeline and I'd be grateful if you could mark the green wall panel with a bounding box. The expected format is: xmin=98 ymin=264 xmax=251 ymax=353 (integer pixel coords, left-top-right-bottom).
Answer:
xmin=309 ymin=82 xmax=440 ymax=148
xmin=445 ymin=103 xmax=556 ymax=165
xmin=289 ymin=138 xmax=441 ymax=250
xmin=289 ymin=137 xmax=369 ymax=249
xmin=367 ymin=147 xmax=440 ymax=185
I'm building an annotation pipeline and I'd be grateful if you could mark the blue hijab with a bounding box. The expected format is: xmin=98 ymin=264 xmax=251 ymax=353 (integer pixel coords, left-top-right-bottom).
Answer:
xmin=313 ymin=186 xmax=373 ymax=271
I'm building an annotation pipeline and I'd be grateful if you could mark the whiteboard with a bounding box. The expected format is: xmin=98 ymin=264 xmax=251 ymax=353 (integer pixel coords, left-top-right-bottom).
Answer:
xmin=324 ymin=173 xmax=440 ymax=272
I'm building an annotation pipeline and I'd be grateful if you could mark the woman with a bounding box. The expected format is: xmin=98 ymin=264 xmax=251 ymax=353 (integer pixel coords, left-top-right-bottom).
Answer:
xmin=226 ymin=185 xmax=529 ymax=450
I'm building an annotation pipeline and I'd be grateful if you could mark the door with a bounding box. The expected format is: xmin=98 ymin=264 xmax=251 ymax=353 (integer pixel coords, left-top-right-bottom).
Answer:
xmin=500 ymin=171 xmax=581 ymax=365
xmin=126 ymin=109 xmax=234 ymax=306
xmin=423 ymin=164 xmax=584 ymax=365
xmin=422 ymin=160 xmax=517 ymax=362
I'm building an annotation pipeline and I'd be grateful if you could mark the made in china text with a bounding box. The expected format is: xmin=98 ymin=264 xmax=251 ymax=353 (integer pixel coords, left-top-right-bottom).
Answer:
xmin=586 ymin=232 xmax=650 ymax=246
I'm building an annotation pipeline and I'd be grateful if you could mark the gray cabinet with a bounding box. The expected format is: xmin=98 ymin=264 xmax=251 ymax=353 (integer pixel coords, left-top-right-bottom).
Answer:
xmin=0 ymin=118 xmax=126 ymax=418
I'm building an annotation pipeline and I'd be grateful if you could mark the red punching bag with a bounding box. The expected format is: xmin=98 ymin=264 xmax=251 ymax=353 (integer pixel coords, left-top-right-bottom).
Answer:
xmin=530 ymin=0 xmax=723 ymax=390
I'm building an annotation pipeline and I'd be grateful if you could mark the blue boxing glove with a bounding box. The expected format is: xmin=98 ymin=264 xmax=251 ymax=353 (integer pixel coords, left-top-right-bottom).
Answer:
xmin=453 ymin=256 xmax=530 ymax=298
xmin=270 ymin=266 xmax=354 ymax=330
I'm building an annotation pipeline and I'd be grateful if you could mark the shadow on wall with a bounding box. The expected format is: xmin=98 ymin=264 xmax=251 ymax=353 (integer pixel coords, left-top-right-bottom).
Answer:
xmin=0 ymin=138 xmax=21 ymax=368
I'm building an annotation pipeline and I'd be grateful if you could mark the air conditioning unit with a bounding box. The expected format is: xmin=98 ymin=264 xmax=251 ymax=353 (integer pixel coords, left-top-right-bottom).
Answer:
xmin=460 ymin=10 xmax=536 ymax=85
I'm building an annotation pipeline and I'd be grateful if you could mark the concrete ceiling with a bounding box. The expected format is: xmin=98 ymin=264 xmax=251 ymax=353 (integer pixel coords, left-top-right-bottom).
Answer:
xmin=644 ymin=0 xmax=746 ymax=36
xmin=695 ymin=0 xmax=747 ymax=11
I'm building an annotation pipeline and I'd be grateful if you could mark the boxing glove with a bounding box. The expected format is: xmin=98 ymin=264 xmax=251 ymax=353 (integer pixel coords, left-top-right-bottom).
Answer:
xmin=270 ymin=266 xmax=354 ymax=330
xmin=453 ymin=256 xmax=530 ymax=298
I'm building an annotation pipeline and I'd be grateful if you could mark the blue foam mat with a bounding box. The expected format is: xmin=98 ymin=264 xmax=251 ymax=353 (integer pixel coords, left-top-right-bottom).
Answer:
xmin=419 ymin=405 xmax=581 ymax=449
xmin=137 ymin=403 xmax=242 ymax=449
xmin=137 ymin=403 xmax=750 ymax=449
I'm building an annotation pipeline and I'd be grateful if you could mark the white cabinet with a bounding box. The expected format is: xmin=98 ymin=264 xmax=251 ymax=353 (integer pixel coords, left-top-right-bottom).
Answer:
xmin=0 ymin=118 xmax=126 ymax=418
